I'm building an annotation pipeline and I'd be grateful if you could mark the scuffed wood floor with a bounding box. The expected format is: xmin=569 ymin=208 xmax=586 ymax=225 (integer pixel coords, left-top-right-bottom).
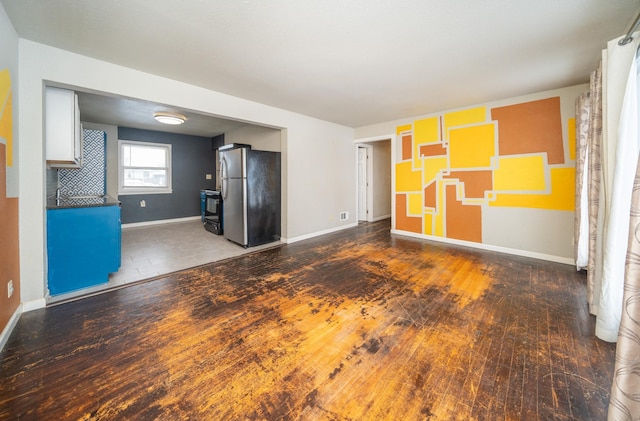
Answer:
xmin=0 ymin=220 xmax=615 ymax=420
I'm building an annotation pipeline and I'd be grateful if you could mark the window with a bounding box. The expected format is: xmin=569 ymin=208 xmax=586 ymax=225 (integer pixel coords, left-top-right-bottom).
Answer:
xmin=118 ymin=140 xmax=172 ymax=195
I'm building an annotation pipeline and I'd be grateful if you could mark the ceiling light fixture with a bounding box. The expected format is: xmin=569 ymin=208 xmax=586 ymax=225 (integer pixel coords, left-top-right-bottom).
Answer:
xmin=154 ymin=112 xmax=186 ymax=125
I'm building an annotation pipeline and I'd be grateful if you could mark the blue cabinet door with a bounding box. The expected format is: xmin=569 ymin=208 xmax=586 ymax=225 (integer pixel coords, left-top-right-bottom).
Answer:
xmin=47 ymin=206 xmax=121 ymax=295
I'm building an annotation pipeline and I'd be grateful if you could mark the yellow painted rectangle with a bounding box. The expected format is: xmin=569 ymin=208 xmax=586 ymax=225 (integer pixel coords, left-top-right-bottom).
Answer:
xmin=0 ymin=93 xmax=12 ymax=166
xmin=408 ymin=193 xmax=422 ymax=216
xmin=396 ymin=124 xmax=412 ymax=135
xmin=449 ymin=123 xmax=495 ymax=169
xmin=493 ymin=155 xmax=546 ymax=191
xmin=395 ymin=161 xmax=422 ymax=192
xmin=443 ymin=107 xmax=486 ymax=140
xmin=490 ymin=167 xmax=575 ymax=210
xmin=434 ymin=180 xmax=445 ymax=237
xmin=414 ymin=117 xmax=439 ymax=145
xmin=423 ymin=212 xmax=433 ymax=235
xmin=422 ymin=156 xmax=447 ymax=185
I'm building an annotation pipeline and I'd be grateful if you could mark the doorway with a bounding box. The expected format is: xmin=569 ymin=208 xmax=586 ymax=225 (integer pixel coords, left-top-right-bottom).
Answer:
xmin=354 ymin=137 xmax=392 ymax=223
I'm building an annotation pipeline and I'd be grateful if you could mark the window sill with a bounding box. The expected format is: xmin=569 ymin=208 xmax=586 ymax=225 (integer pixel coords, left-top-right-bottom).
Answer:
xmin=118 ymin=189 xmax=173 ymax=196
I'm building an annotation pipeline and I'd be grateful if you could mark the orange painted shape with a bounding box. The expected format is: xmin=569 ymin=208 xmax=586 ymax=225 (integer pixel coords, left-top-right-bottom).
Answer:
xmin=402 ymin=134 xmax=412 ymax=161
xmin=445 ymin=184 xmax=482 ymax=243
xmin=396 ymin=193 xmax=422 ymax=233
xmin=424 ymin=182 xmax=437 ymax=208
xmin=419 ymin=143 xmax=447 ymax=157
xmin=444 ymin=170 xmax=493 ymax=199
xmin=491 ymin=97 xmax=564 ymax=165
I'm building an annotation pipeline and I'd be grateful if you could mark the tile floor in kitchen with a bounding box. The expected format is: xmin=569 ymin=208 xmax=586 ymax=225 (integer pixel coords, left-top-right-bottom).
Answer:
xmin=111 ymin=219 xmax=283 ymax=285
xmin=49 ymin=219 xmax=283 ymax=304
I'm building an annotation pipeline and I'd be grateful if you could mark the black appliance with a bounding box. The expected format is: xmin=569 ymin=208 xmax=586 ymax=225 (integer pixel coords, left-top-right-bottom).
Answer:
xmin=200 ymin=189 xmax=223 ymax=235
xmin=219 ymin=144 xmax=281 ymax=247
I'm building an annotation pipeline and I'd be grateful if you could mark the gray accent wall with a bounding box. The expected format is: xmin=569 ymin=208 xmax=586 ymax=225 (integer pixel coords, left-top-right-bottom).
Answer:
xmin=118 ymin=127 xmax=217 ymax=224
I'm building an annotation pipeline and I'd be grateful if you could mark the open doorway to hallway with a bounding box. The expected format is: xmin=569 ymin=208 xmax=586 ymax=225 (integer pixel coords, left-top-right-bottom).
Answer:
xmin=355 ymin=138 xmax=392 ymax=222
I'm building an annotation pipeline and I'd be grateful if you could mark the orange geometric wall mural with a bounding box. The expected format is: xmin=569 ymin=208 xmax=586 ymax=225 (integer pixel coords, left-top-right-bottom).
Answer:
xmin=394 ymin=96 xmax=575 ymax=243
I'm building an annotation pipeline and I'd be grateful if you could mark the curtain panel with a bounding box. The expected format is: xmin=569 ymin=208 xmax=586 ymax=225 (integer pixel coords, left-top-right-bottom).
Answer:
xmin=574 ymin=33 xmax=640 ymax=420
xmin=608 ymin=49 xmax=640 ymax=421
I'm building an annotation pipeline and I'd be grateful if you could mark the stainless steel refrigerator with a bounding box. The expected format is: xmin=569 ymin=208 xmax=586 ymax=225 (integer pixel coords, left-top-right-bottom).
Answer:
xmin=219 ymin=144 xmax=281 ymax=247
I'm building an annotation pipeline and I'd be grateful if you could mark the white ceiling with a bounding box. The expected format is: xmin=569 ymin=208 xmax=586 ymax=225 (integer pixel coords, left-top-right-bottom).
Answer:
xmin=2 ymin=0 xmax=639 ymax=132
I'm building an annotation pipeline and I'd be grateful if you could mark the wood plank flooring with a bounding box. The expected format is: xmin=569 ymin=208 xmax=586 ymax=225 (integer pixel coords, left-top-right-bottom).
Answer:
xmin=0 ymin=220 xmax=616 ymax=420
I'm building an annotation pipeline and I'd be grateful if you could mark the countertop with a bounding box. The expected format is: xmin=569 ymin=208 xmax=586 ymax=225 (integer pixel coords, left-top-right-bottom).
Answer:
xmin=46 ymin=194 xmax=121 ymax=210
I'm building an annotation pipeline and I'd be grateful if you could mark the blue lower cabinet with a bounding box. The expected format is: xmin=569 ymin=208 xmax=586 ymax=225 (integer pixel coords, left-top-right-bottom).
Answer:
xmin=47 ymin=205 xmax=121 ymax=295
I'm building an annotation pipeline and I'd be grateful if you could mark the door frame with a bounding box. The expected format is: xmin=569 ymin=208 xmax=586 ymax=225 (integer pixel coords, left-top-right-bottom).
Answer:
xmin=353 ymin=134 xmax=396 ymax=226
xmin=357 ymin=145 xmax=372 ymax=221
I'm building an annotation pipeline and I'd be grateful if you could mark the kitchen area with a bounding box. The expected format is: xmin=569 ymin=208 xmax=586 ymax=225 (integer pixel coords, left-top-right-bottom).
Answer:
xmin=44 ymin=86 xmax=283 ymax=303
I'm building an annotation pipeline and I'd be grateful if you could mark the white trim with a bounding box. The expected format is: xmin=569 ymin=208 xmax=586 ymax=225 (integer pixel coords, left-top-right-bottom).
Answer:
xmin=118 ymin=140 xmax=172 ymax=195
xmin=371 ymin=214 xmax=391 ymax=222
xmin=22 ymin=298 xmax=47 ymax=312
xmin=391 ymin=229 xmax=574 ymax=265
xmin=284 ymin=222 xmax=358 ymax=244
xmin=118 ymin=189 xmax=173 ymax=196
xmin=122 ymin=215 xmax=201 ymax=229
xmin=353 ymin=134 xmax=394 ymax=144
xmin=0 ymin=304 xmax=22 ymax=352
xmin=353 ymin=134 xmax=395 ymax=225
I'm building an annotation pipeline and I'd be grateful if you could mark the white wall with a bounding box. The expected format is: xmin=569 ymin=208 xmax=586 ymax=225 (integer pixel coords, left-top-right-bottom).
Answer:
xmin=225 ymin=124 xmax=281 ymax=152
xmin=18 ymin=40 xmax=355 ymax=305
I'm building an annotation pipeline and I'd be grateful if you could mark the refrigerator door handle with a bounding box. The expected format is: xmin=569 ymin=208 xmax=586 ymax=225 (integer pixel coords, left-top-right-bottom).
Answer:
xmin=220 ymin=155 xmax=228 ymax=201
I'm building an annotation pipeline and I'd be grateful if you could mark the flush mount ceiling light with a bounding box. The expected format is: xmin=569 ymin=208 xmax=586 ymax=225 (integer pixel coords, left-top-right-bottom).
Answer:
xmin=154 ymin=112 xmax=186 ymax=125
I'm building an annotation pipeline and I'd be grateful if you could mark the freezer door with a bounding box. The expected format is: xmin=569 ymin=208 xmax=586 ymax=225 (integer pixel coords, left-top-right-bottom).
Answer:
xmin=220 ymin=147 xmax=245 ymax=179
xmin=222 ymin=177 xmax=247 ymax=246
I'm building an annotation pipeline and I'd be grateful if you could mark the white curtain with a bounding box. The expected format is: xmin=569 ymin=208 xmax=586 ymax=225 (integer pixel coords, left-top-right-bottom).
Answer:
xmin=574 ymin=32 xmax=640 ymax=420
xmin=592 ymin=34 xmax=640 ymax=342
xmin=608 ymin=47 xmax=640 ymax=421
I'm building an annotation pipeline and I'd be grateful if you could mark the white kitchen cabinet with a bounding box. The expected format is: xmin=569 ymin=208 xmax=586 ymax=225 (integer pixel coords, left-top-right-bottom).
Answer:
xmin=46 ymin=86 xmax=82 ymax=168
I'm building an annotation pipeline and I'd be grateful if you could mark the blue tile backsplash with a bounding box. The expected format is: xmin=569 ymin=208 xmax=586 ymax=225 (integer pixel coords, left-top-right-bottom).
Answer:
xmin=58 ymin=129 xmax=106 ymax=196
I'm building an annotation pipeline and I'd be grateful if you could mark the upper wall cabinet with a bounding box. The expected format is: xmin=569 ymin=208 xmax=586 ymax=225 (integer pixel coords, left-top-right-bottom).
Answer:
xmin=46 ymin=86 xmax=82 ymax=168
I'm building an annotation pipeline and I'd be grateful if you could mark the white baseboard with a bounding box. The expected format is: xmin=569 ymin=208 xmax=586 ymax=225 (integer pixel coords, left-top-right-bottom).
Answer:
xmin=284 ymin=222 xmax=358 ymax=244
xmin=0 ymin=304 xmax=22 ymax=352
xmin=122 ymin=215 xmax=201 ymax=229
xmin=22 ymin=298 xmax=47 ymax=312
xmin=391 ymin=229 xmax=573 ymax=265
xmin=370 ymin=214 xmax=391 ymax=222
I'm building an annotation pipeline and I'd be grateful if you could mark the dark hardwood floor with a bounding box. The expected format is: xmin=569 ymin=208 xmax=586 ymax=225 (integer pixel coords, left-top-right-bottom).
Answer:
xmin=0 ymin=220 xmax=616 ymax=420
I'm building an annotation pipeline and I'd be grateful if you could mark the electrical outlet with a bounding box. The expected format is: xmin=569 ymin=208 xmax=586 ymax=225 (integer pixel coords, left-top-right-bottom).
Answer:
xmin=340 ymin=211 xmax=349 ymax=221
xmin=7 ymin=280 xmax=13 ymax=299
xmin=206 ymin=174 xmax=212 ymax=180
xmin=140 ymin=200 xmax=146 ymax=208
